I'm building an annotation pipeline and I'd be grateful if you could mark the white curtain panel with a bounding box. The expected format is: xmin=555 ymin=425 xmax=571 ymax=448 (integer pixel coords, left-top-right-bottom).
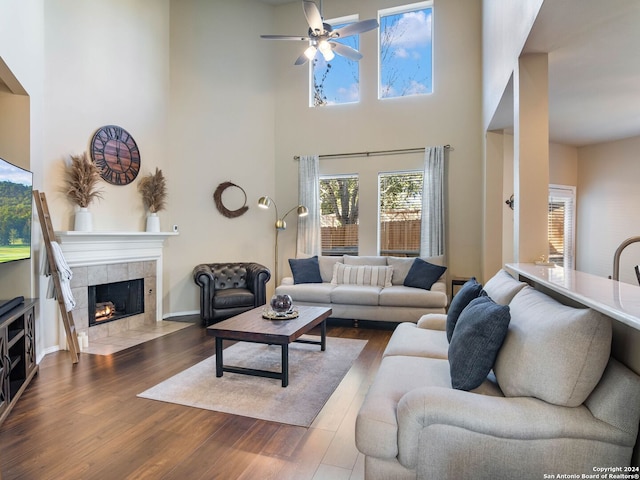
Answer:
xmin=420 ymin=146 xmax=445 ymax=257
xmin=297 ymin=154 xmax=322 ymax=256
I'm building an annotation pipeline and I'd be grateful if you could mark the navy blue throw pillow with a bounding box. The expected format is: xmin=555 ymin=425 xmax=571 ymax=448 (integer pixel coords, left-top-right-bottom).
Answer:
xmin=403 ymin=258 xmax=447 ymax=291
xmin=446 ymin=278 xmax=483 ymax=342
xmin=288 ymin=256 xmax=323 ymax=284
xmin=448 ymin=296 xmax=511 ymax=391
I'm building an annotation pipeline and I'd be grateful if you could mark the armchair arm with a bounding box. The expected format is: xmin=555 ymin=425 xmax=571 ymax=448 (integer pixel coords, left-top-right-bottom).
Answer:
xmin=244 ymin=262 xmax=271 ymax=307
xmin=193 ymin=264 xmax=216 ymax=322
xmin=396 ymin=387 xmax=630 ymax=469
xmin=416 ymin=313 xmax=447 ymax=330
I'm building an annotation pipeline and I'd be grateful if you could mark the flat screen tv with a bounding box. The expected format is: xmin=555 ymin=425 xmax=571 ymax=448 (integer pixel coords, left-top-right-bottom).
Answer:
xmin=0 ymin=157 xmax=33 ymax=264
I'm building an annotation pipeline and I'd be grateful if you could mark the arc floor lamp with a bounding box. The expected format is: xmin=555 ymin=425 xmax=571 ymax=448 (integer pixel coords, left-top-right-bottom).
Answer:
xmin=258 ymin=196 xmax=308 ymax=283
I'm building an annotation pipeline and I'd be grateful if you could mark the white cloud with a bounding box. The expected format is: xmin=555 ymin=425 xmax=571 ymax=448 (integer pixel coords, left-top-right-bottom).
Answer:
xmin=337 ymin=82 xmax=360 ymax=102
xmin=405 ymin=80 xmax=429 ymax=95
xmin=386 ymin=10 xmax=432 ymax=49
xmin=395 ymin=48 xmax=409 ymax=59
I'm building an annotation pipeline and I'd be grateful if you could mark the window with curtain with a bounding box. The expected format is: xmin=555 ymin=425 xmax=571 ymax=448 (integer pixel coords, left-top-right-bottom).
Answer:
xmin=320 ymin=175 xmax=359 ymax=255
xmin=378 ymin=171 xmax=423 ymax=257
xmin=548 ymin=185 xmax=576 ymax=269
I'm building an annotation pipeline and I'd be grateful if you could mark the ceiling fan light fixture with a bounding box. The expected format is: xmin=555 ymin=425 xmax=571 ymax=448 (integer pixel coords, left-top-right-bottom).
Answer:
xmin=304 ymin=45 xmax=317 ymax=60
xmin=318 ymin=40 xmax=334 ymax=61
xmin=322 ymin=49 xmax=335 ymax=61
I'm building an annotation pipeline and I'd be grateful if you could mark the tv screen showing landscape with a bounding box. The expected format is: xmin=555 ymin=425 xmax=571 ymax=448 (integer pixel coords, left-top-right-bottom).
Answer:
xmin=0 ymin=157 xmax=32 ymax=264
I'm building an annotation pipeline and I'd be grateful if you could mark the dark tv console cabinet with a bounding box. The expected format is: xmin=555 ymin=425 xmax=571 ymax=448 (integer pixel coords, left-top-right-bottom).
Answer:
xmin=0 ymin=298 xmax=37 ymax=426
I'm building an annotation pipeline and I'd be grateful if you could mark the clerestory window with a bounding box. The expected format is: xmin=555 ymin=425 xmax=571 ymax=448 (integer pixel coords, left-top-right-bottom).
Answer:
xmin=311 ymin=15 xmax=360 ymax=107
xmin=379 ymin=1 xmax=434 ymax=99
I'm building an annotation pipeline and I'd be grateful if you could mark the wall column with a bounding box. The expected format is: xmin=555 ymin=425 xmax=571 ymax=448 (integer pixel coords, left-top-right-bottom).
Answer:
xmin=483 ymin=131 xmax=505 ymax=281
xmin=513 ymin=53 xmax=549 ymax=263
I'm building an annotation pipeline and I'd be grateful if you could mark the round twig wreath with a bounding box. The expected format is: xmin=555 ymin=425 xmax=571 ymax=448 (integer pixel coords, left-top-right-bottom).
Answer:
xmin=213 ymin=181 xmax=249 ymax=218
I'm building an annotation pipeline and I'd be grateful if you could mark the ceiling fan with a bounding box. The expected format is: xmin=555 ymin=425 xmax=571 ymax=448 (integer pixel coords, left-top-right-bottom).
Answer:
xmin=260 ymin=0 xmax=379 ymax=66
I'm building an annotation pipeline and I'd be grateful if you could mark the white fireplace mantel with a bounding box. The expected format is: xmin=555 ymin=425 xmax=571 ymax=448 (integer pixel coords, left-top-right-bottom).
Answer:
xmin=55 ymin=231 xmax=178 ymax=266
xmin=55 ymin=231 xmax=178 ymax=322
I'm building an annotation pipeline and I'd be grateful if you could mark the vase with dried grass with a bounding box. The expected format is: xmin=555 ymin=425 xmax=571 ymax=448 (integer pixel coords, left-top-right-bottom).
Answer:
xmin=65 ymin=153 xmax=103 ymax=231
xmin=138 ymin=168 xmax=167 ymax=232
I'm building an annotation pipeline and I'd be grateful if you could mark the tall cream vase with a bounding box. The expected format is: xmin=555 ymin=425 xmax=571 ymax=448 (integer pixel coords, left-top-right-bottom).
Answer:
xmin=146 ymin=212 xmax=160 ymax=232
xmin=74 ymin=207 xmax=92 ymax=232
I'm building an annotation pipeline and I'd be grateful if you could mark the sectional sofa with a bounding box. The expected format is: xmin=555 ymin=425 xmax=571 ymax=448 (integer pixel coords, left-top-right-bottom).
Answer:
xmin=355 ymin=269 xmax=640 ymax=479
xmin=275 ymin=254 xmax=448 ymax=324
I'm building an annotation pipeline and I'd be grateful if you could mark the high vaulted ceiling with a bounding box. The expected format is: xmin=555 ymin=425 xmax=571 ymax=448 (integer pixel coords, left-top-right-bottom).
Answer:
xmin=523 ymin=0 xmax=640 ymax=146
xmin=265 ymin=0 xmax=640 ymax=147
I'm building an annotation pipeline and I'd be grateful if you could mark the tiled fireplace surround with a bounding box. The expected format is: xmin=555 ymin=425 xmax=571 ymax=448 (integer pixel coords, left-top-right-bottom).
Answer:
xmin=70 ymin=260 xmax=157 ymax=341
xmin=56 ymin=232 xmax=177 ymax=342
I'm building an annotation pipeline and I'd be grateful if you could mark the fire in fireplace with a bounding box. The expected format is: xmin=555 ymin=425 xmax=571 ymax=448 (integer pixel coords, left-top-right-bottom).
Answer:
xmin=88 ymin=278 xmax=144 ymax=326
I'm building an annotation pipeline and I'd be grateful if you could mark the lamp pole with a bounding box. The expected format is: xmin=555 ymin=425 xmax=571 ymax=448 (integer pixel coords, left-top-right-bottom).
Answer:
xmin=258 ymin=197 xmax=308 ymax=284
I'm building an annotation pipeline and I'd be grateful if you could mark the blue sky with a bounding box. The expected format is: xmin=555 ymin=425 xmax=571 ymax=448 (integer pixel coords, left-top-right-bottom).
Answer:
xmin=312 ymin=7 xmax=433 ymax=106
xmin=0 ymin=159 xmax=32 ymax=186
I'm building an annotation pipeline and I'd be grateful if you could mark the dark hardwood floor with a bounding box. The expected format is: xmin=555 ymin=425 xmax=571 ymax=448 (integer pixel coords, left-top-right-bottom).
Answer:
xmin=0 ymin=319 xmax=393 ymax=480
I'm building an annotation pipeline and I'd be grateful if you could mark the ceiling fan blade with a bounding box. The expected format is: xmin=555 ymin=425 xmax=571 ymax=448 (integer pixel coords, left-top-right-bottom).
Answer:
xmin=294 ymin=52 xmax=310 ymax=66
xmin=331 ymin=42 xmax=363 ymax=61
xmin=260 ymin=34 xmax=310 ymax=41
xmin=303 ymin=0 xmax=324 ymax=34
xmin=332 ymin=19 xmax=379 ymax=38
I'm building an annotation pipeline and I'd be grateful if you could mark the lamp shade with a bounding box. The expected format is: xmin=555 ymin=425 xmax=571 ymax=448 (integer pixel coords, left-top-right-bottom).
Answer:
xmin=258 ymin=196 xmax=272 ymax=209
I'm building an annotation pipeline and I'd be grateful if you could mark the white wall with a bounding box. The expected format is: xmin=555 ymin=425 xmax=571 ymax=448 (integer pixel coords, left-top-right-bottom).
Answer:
xmin=549 ymin=141 xmax=578 ymax=186
xmin=272 ymin=0 xmax=483 ymax=284
xmin=0 ymin=0 xmax=49 ymax=357
xmin=577 ymin=135 xmax=640 ymax=285
xmin=482 ymin=0 xmax=542 ymax=131
xmin=165 ymin=0 xmax=277 ymax=314
xmin=42 ymin=0 xmax=171 ymax=233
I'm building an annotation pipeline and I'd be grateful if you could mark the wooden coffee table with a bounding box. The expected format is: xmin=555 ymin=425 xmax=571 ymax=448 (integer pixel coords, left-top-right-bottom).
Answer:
xmin=206 ymin=305 xmax=332 ymax=387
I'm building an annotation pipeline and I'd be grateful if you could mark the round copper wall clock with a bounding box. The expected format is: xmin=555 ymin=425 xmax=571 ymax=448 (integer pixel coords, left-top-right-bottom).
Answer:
xmin=90 ymin=125 xmax=141 ymax=185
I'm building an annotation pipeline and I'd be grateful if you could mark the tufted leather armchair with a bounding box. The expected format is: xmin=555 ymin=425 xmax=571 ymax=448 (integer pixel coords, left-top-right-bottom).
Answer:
xmin=193 ymin=262 xmax=271 ymax=326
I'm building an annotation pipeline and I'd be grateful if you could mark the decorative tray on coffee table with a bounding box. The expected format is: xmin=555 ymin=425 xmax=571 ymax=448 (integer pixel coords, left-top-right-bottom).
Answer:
xmin=262 ymin=308 xmax=299 ymax=320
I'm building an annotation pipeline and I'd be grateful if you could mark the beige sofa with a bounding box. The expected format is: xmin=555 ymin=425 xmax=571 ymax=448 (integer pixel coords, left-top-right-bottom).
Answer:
xmin=275 ymin=255 xmax=448 ymax=324
xmin=356 ymin=269 xmax=640 ymax=479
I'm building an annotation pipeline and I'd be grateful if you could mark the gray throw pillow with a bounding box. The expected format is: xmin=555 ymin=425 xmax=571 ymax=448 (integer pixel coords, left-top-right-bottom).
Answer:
xmin=448 ymin=295 xmax=511 ymax=391
xmin=403 ymin=258 xmax=447 ymax=290
xmin=446 ymin=277 xmax=483 ymax=342
xmin=288 ymin=256 xmax=323 ymax=284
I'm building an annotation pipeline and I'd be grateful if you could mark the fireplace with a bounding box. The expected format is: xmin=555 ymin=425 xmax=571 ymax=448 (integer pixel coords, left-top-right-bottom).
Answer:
xmin=88 ymin=278 xmax=144 ymax=327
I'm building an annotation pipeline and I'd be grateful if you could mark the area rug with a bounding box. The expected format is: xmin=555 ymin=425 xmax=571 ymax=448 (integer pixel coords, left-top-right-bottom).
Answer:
xmin=138 ymin=336 xmax=368 ymax=427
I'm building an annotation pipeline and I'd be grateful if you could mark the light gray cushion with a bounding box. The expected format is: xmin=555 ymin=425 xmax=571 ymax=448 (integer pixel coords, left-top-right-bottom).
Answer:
xmin=275 ymin=282 xmax=335 ymax=303
xmin=417 ymin=313 xmax=447 ymax=330
xmin=317 ymin=255 xmax=343 ymax=283
xmin=344 ymin=255 xmax=388 ymax=266
xmin=383 ymin=322 xmax=448 ymax=359
xmin=330 ymin=284 xmax=381 ymax=306
xmin=584 ymin=358 xmax=640 ymax=440
xmin=387 ymin=257 xmax=415 ymax=285
xmin=494 ymin=286 xmax=612 ymax=407
xmin=331 ymin=263 xmax=393 ymax=287
xmin=483 ymin=269 xmax=527 ymax=305
xmin=379 ymin=286 xmax=447 ymax=309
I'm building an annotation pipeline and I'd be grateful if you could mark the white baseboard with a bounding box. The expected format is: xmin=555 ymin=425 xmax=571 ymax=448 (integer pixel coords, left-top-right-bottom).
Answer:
xmin=163 ymin=310 xmax=199 ymax=320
